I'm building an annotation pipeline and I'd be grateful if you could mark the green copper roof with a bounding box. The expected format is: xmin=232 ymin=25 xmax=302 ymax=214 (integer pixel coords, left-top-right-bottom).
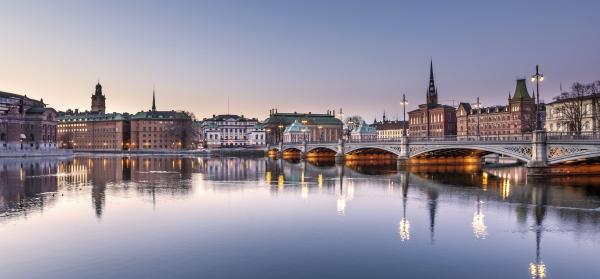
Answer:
xmin=264 ymin=112 xmax=343 ymax=126
xmin=131 ymin=110 xmax=191 ymax=120
xmin=512 ymin=79 xmax=531 ymax=99
xmin=284 ymin=120 xmax=308 ymax=133
xmin=58 ymin=112 xmax=130 ymax=122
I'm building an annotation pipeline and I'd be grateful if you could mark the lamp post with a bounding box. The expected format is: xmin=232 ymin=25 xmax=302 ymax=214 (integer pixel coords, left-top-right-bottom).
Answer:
xmin=400 ymin=94 xmax=408 ymax=137
xmin=318 ymin=125 xmax=323 ymax=142
xmin=277 ymin=124 xmax=284 ymax=144
xmin=531 ymin=65 xmax=544 ymax=131
xmin=474 ymin=97 xmax=482 ymax=140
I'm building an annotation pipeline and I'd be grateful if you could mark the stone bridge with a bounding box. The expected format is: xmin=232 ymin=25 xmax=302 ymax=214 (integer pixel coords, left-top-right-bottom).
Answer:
xmin=268 ymin=131 xmax=600 ymax=170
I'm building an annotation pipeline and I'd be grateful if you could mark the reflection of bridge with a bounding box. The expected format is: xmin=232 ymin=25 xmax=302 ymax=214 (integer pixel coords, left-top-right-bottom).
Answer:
xmin=269 ymin=131 xmax=600 ymax=171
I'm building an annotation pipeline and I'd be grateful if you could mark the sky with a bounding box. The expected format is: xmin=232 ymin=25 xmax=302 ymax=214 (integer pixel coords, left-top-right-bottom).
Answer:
xmin=1 ymin=0 xmax=599 ymax=121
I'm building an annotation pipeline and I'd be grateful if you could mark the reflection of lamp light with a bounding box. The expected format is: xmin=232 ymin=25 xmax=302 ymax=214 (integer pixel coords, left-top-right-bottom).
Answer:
xmin=398 ymin=218 xmax=410 ymax=241
xmin=337 ymin=196 xmax=346 ymax=215
xmin=529 ymin=262 xmax=546 ymax=279
xmin=472 ymin=199 xmax=488 ymax=239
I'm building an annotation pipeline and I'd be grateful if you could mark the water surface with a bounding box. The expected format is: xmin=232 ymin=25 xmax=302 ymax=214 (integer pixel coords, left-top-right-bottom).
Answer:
xmin=1 ymin=156 xmax=599 ymax=279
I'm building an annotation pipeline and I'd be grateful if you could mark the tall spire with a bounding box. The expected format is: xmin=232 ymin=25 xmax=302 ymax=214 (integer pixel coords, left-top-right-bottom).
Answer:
xmin=152 ymin=87 xmax=156 ymax=111
xmin=427 ymin=59 xmax=438 ymax=106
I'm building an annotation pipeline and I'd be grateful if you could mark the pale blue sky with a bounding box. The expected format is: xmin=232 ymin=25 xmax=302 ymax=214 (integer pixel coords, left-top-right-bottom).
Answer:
xmin=1 ymin=0 xmax=598 ymax=120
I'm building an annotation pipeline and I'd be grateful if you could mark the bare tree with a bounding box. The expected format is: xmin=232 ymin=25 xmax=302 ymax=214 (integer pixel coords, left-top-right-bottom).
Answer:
xmin=59 ymin=131 xmax=74 ymax=149
xmin=554 ymin=82 xmax=587 ymax=134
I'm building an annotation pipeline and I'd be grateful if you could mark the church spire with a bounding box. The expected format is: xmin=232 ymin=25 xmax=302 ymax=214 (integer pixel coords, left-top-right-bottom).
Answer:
xmin=427 ymin=59 xmax=438 ymax=106
xmin=152 ymin=87 xmax=156 ymax=111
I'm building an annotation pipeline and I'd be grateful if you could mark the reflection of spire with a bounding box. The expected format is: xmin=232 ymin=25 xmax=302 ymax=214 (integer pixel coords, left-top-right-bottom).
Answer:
xmin=336 ymin=164 xmax=346 ymax=215
xmin=398 ymin=172 xmax=410 ymax=241
xmin=427 ymin=188 xmax=438 ymax=244
xmin=529 ymin=186 xmax=548 ymax=279
xmin=472 ymin=196 xmax=488 ymax=239
xmin=91 ymin=181 xmax=106 ymax=219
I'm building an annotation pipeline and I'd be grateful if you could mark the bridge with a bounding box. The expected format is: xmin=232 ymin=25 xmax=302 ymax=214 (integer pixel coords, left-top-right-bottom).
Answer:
xmin=268 ymin=131 xmax=600 ymax=172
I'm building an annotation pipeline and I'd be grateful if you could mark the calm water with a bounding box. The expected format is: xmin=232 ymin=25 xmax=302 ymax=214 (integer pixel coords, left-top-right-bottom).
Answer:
xmin=1 ymin=156 xmax=600 ymax=279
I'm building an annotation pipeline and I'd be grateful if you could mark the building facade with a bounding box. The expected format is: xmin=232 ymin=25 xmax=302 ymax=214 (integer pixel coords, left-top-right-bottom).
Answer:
xmin=350 ymin=121 xmax=378 ymax=142
xmin=0 ymin=91 xmax=58 ymax=152
xmin=129 ymin=92 xmax=193 ymax=150
xmin=408 ymin=61 xmax=457 ymax=138
xmin=546 ymin=94 xmax=598 ymax=133
xmin=372 ymin=113 xmax=408 ymax=140
xmin=456 ymin=79 xmax=537 ymax=138
xmin=200 ymin=114 xmax=265 ymax=148
xmin=57 ymin=111 xmax=130 ymax=150
xmin=283 ymin=120 xmax=309 ymax=143
xmin=264 ymin=110 xmax=344 ymax=144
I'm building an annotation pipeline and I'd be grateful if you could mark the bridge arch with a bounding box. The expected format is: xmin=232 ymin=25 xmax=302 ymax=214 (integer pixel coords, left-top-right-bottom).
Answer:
xmin=409 ymin=145 xmax=531 ymax=163
xmin=306 ymin=146 xmax=337 ymax=154
xmin=344 ymin=146 xmax=402 ymax=157
xmin=548 ymin=149 xmax=600 ymax=165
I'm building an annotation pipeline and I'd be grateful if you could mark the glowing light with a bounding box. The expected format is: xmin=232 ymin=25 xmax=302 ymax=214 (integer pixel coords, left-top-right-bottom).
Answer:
xmin=265 ymin=171 xmax=272 ymax=184
xmin=336 ymin=196 xmax=346 ymax=216
xmin=529 ymin=262 xmax=547 ymax=279
xmin=398 ymin=218 xmax=410 ymax=241
xmin=301 ymin=184 xmax=308 ymax=199
xmin=501 ymin=178 xmax=511 ymax=200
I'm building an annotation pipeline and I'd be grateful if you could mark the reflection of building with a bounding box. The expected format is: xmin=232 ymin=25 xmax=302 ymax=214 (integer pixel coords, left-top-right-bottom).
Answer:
xmin=264 ymin=110 xmax=343 ymax=144
xmin=0 ymin=159 xmax=59 ymax=216
xmin=373 ymin=113 xmax=408 ymax=140
xmin=0 ymin=90 xmax=58 ymax=151
xmin=457 ymin=79 xmax=537 ymax=138
xmin=57 ymin=83 xmax=131 ymax=150
xmin=408 ymin=61 xmax=457 ymax=138
xmin=130 ymin=91 xmax=193 ymax=150
xmin=200 ymin=114 xmax=265 ymax=148
xmin=350 ymin=121 xmax=377 ymax=141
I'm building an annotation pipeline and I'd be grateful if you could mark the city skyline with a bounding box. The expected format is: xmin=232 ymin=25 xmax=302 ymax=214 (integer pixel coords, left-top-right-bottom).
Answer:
xmin=1 ymin=0 xmax=599 ymax=120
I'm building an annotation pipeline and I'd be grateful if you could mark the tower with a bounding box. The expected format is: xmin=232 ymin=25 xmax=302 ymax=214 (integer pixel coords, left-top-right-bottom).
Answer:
xmin=151 ymin=88 xmax=157 ymax=112
xmin=426 ymin=60 xmax=438 ymax=106
xmin=91 ymin=82 xmax=106 ymax=114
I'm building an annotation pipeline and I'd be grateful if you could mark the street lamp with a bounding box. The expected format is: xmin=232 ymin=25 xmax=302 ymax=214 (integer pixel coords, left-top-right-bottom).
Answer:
xmin=473 ymin=97 xmax=482 ymax=139
xmin=277 ymin=124 xmax=284 ymax=144
xmin=400 ymin=94 xmax=409 ymax=137
xmin=318 ymin=125 xmax=323 ymax=142
xmin=531 ymin=65 xmax=544 ymax=131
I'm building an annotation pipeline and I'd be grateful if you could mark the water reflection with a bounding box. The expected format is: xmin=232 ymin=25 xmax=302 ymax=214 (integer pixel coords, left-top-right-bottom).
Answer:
xmin=1 ymin=156 xmax=600 ymax=278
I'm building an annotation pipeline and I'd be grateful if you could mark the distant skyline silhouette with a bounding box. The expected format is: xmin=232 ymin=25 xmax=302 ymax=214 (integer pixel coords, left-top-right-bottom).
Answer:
xmin=1 ymin=0 xmax=599 ymax=120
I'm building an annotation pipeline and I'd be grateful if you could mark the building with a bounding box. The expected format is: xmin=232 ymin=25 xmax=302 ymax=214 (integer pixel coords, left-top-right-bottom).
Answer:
xmin=264 ymin=110 xmax=344 ymax=144
xmin=199 ymin=114 xmax=266 ymax=148
xmin=57 ymin=83 xmax=131 ymax=150
xmin=91 ymin=82 xmax=106 ymax=114
xmin=457 ymin=79 xmax=537 ymax=138
xmin=372 ymin=113 xmax=408 ymax=140
xmin=0 ymin=91 xmax=58 ymax=152
xmin=283 ymin=120 xmax=309 ymax=143
xmin=129 ymin=91 xmax=193 ymax=150
xmin=546 ymin=94 xmax=598 ymax=133
xmin=57 ymin=111 xmax=130 ymax=150
xmin=408 ymin=61 xmax=457 ymax=138
xmin=350 ymin=121 xmax=377 ymax=142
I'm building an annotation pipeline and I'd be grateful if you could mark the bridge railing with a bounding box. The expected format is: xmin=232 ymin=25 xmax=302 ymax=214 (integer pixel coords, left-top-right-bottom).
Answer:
xmin=546 ymin=132 xmax=600 ymax=141
xmin=409 ymin=134 xmax=532 ymax=142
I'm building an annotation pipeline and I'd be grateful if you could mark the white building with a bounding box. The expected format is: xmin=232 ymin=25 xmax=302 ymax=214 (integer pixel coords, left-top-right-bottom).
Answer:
xmin=350 ymin=121 xmax=377 ymax=142
xmin=200 ymin=114 xmax=265 ymax=148
xmin=372 ymin=115 xmax=408 ymax=140
xmin=546 ymin=95 xmax=598 ymax=133
xmin=283 ymin=120 xmax=310 ymax=143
